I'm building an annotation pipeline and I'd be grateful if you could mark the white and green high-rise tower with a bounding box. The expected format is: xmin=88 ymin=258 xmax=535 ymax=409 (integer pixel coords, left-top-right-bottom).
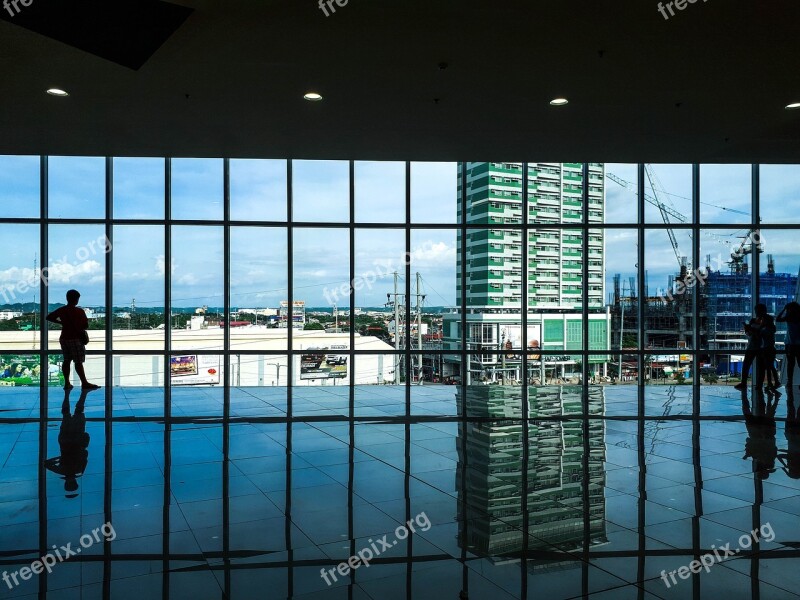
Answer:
xmin=443 ymin=162 xmax=610 ymax=384
xmin=458 ymin=162 xmax=605 ymax=310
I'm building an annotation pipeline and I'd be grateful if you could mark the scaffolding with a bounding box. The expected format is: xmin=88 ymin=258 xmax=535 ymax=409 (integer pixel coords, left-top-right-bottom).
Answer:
xmin=610 ymin=267 xmax=707 ymax=351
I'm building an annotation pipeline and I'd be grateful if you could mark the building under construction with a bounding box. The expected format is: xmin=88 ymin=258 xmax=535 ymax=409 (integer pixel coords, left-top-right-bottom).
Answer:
xmin=611 ymin=255 xmax=799 ymax=353
xmin=706 ymin=255 xmax=798 ymax=351
xmin=610 ymin=265 xmax=707 ymax=351
xmin=604 ymin=169 xmax=800 ymax=354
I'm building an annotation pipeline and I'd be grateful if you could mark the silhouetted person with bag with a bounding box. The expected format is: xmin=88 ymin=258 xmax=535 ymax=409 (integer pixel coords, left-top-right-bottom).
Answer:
xmin=44 ymin=387 xmax=92 ymax=498
xmin=46 ymin=289 xmax=99 ymax=390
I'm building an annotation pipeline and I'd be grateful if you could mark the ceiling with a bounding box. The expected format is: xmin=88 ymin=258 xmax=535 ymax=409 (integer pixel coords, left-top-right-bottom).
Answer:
xmin=1 ymin=0 xmax=800 ymax=163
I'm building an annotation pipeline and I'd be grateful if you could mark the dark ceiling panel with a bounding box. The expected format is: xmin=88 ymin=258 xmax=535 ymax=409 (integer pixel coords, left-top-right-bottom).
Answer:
xmin=1 ymin=1 xmax=800 ymax=161
xmin=0 ymin=0 xmax=192 ymax=70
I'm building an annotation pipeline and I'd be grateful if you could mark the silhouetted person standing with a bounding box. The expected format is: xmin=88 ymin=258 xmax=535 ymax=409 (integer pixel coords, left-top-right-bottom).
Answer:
xmin=777 ymin=301 xmax=800 ymax=388
xmin=44 ymin=387 xmax=92 ymax=497
xmin=46 ymin=289 xmax=99 ymax=390
xmin=757 ymin=306 xmax=780 ymax=391
xmin=735 ymin=305 xmax=764 ymax=390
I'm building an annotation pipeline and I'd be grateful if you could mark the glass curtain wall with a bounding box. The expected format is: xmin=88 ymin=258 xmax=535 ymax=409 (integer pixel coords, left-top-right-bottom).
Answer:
xmin=1 ymin=158 xmax=797 ymax=598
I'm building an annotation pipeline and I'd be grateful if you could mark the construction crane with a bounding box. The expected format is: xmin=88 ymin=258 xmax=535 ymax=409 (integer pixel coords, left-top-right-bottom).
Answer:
xmin=728 ymin=231 xmax=764 ymax=274
xmin=605 ymin=169 xmax=685 ymax=268
xmin=645 ymin=165 xmax=683 ymax=268
xmin=606 ymin=167 xmax=752 ymax=271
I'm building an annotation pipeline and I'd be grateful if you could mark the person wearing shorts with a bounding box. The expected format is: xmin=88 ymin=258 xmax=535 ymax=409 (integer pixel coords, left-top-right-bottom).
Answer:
xmin=46 ymin=289 xmax=99 ymax=390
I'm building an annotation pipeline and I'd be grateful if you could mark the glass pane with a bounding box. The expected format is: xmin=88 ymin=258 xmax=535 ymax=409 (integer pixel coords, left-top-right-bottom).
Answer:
xmin=113 ymin=157 xmax=165 ymax=219
xmin=529 ymin=162 xmax=564 ymax=226
xmin=291 ymin=227 xmax=349 ymax=349
xmin=230 ymin=227 xmax=288 ymax=350
xmin=644 ymin=164 xmax=692 ymax=224
xmin=760 ymin=164 xmax=800 ymax=224
xmin=0 ymin=353 xmax=41 ymax=417
xmin=171 ymin=158 xmax=223 ymax=221
xmin=355 ymin=161 xmax=405 ymax=222
xmin=293 ymin=351 xmax=350 ymax=416
xmin=0 ymin=224 xmax=41 ymax=347
xmin=606 ymin=228 xmax=639 ymax=353
xmin=48 ymin=355 xmax=106 ymax=414
xmin=292 ymin=160 xmax=349 ymax=223
xmin=699 ymin=359 xmax=744 ymax=417
xmin=410 ymin=228 xmax=457 ymax=310
xmin=604 ymin=163 xmax=638 ymax=224
xmin=47 ymin=224 xmax=107 ymax=351
xmin=700 ymin=164 xmax=751 ymax=224
xmin=171 ymin=226 xmax=223 ymax=351
xmin=642 ymin=228 xmax=694 ymax=351
xmin=112 ymin=354 xmax=164 ymax=417
xmin=354 ymin=354 xmax=402 ymax=416
xmin=230 ymin=159 xmax=287 ymax=222
xmin=170 ymin=423 xmax=222 ymax=537
xmin=0 ymin=155 xmax=39 ymax=218
xmin=46 ymin=398 xmax=105 ymax=500
xmin=412 ymin=162 xmax=457 ymax=223
xmin=112 ymin=225 xmax=165 ymax=349
xmin=110 ymin=423 xmax=165 ymax=553
xmin=230 ymin=355 xmax=287 ymax=417
xmin=48 ymin=156 xmax=106 ymax=219
xmin=756 ymin=229 xmax=798 ymax=317
xmin=354 ymin=228 xmax=405 ymax=312
xmin=645 ymin=353 xmax=693 ymax=416
xmin=0 ymin=353 xmax=38 ymax=382
xmin=702 ymin=228 xmax=756 ymax=351
xmin=408 ymin=353 xmax=455 ymax=416
xmin=170 ymin=356 xmax=224 ymax=416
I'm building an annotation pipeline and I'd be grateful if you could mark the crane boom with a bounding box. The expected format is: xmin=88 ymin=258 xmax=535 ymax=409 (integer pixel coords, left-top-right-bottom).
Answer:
xmin=605 ymin=172 xmax=687 ymax=223
xmin=605 ymin=170 xmax=684 ymax=268
xmin=645 ymin=166 xmax=683 ymax=268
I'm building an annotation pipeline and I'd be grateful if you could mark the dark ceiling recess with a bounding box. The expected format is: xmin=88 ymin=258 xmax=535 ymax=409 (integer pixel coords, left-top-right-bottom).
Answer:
xmin=0 ymin=0 xmax=192 ymax=70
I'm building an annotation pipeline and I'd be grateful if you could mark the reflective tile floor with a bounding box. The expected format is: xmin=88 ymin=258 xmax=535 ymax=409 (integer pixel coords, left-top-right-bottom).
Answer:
xmin=1 ymin=384 xmax=799 ymax=599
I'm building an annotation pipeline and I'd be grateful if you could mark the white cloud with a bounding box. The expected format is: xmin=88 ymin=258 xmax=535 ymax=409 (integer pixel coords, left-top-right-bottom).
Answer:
xmin=176 ymin=273 xmax=199 ymax=285
xmin=410 ymin=240 xmax=456 ymax=265
xmin=45 ymin=260 xmax=103 ymax=284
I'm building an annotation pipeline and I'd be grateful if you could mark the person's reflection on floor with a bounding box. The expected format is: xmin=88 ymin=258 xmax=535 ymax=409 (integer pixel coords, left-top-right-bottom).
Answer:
xmin=742 ymin=388 xmax=778 ymax=479
xmin=44 ymin=387 xmax=93 ymax=498
xmin=778 ymin=387 xmax=800 ymax=479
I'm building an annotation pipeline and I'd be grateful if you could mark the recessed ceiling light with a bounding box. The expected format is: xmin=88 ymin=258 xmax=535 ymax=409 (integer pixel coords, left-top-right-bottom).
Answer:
xmin=304 ymin=92 xmax=323 ymax=102
xmin=550 ymin=97 xmax=569 ymax=106
xmin=46 ymin=88 xmax=69 ymax=97
xmin=786 ymin=102 xmax=800 ymax=110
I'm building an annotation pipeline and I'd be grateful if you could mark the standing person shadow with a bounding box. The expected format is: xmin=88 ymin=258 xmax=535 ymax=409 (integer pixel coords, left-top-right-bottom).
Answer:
xmin=741 ymin=388 xmax=778 ymax=480
xmin=44 ymin=387 xmax=93 ymax=498
xmin=778 ymin=387 xmax=800 ymax=479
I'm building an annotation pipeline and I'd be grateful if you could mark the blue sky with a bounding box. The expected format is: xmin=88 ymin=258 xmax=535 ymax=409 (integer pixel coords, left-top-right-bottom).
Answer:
xmin=1 ymin=157 xmax=799 ymax=309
